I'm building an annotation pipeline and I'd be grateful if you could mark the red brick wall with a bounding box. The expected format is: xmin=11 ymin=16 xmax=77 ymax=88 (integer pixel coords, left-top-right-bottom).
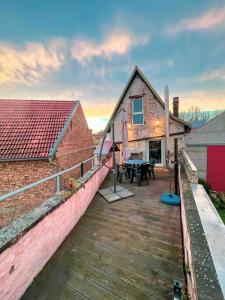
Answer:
xmin=55 ymin=102 xmax=94 ymax=185
xmin=0 ymin=103 xmax=95 ymax=228
xmin=0 ymin=160 xmax=55 ymax=228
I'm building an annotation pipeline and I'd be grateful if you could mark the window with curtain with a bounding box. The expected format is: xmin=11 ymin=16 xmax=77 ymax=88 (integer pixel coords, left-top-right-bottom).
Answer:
xmin=132 ymin=98 xmax=144 ymax=125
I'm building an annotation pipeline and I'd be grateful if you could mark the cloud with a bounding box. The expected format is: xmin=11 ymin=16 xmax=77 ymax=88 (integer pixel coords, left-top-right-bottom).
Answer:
xmin=86 ymin=117 xmax=109 ymax=133
xmin=198 ymin=66 xmax=225 ymax=82
xmin=0 ymin=38 xmax=66 ymax=85
xmin=165 ymin=5 xmax=225 ymax=36
xmin=71 ymin=29 xmax=149 ymax=63
xmin=178 ymin=90 xmax=225 ymax=111
xmin=0 ymin=28 xmax=150 ymax=85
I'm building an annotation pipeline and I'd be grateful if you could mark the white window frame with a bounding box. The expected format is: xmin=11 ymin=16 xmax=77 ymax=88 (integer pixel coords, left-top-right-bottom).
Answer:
xmin=147 ymin=138 xmax=165 ymax=167
xmin=132 ymin=97 xmax=144 ymax=125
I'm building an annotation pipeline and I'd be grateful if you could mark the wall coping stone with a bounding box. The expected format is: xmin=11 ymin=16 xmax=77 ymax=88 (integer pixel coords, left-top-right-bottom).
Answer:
xmin=192 ymin=184 xmax=225 ymax=297
xmin=0 ymin=164 xmax=102 ymax=254
xmin=181 ymin=150 xmax=198 ymax=184
xmin=181 ymin=173 xmax=224 ymax=300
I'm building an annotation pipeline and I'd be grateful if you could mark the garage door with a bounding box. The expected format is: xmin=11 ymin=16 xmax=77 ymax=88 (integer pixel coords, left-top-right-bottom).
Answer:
xmin=207 ymin=145 xmax=225 ymax=192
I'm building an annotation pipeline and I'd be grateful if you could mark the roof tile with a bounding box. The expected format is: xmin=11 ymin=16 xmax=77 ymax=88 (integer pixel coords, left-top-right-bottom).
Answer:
xmin=0 ymin=100 xmax=77 ymax=161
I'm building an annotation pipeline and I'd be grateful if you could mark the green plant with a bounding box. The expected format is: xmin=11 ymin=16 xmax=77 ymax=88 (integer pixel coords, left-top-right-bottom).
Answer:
xmin=198 ymin=178 xmax=211 ymax=194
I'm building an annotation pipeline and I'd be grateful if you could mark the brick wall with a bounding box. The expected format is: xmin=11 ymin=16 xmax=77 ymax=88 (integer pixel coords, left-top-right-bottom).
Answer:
xmin=112 ymin=73 xmax=186 ymax=165
xmin=55 ymin=102 xmax=94 ymax=184
xmin=0 ymin=103 xmax=95 ymax=228
xmin=0 ymin=161 xmax=55 ymax=228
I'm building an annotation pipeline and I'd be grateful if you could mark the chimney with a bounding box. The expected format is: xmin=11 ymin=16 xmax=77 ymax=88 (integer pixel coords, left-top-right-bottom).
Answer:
xmin=173 ymin=97 xmax=179 ymax=117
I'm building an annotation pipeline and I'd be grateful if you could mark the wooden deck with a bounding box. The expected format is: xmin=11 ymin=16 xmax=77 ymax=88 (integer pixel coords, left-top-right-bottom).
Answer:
xmin=22 ymin=169 xmax=183 ymax=300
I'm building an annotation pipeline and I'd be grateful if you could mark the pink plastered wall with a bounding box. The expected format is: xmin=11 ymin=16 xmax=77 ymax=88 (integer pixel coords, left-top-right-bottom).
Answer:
xmin=0 ymin=162 xmax=110 ymax=300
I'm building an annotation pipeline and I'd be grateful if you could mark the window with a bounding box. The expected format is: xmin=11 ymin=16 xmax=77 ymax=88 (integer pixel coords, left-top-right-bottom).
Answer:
xmin=149 ymin=140 xmax=162 ymax=164
xmin=132 ymin=98 xmax=144 ymax=125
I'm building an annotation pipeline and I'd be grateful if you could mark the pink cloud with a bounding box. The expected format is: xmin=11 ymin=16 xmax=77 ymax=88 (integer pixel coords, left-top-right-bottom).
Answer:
xmin=179 ymin=90 xmax=225 ymax=111
xmin=0 ymin=39 xmax=66 ymax=85
xmin=165 ymin=5 xmax=225 ymax=36
xmin=198 ymin=66 xmax=225 ymax=81
xmin=71 ymin=29 xmax=149 ymax=63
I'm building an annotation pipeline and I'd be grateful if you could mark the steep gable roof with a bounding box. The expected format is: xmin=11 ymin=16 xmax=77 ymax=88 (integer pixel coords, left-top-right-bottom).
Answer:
xmin=186 ymin=110 xmax=225 ymax=145
xmin=193 ymin=110 xmax=225 ymax=133
xmin=105 ymin=65 xmax=190 ymax=133
xmin=0 ymin=100 xmax=78 ymax=161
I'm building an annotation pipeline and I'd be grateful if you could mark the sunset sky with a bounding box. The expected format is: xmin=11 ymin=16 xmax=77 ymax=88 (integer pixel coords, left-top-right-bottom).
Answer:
xmin=1 ymin=1 xmax=225 ymax=132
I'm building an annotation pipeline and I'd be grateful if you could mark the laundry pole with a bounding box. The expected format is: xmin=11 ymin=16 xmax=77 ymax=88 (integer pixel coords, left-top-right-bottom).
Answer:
xmin=164 ymin=85 xmax=170 ymax=168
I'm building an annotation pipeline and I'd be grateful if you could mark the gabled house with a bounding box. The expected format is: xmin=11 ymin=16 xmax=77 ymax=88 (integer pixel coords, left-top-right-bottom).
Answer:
xmin=0 ymin=100 xmax=94 ymax=207
xmin=106 ymin=66 xmax=190 ymax=166
xmin=185 ymin=111 xmax=225 ymax=192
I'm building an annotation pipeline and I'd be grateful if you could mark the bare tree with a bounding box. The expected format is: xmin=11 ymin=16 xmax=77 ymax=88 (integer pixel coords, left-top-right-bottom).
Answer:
xmin=180 ymin=106 xmax=202 ymax=122
xmin=180 ymin=107 xmax=224 ymax=123
xmin=188 ymin=106 xmax=201 ymax=121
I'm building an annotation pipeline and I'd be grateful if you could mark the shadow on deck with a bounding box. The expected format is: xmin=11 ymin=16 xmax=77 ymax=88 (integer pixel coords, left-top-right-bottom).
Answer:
xmin=22 ymin=169 xmax=183 ymax=300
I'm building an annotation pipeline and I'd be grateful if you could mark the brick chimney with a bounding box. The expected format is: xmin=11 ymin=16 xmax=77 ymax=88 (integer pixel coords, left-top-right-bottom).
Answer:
xmin=173 ymin=97 xmax=179 ymax=117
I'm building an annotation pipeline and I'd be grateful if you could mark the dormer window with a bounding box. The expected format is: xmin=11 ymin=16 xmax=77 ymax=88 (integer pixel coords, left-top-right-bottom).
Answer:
xmin=132 ymin=98 xmax=144 ymax=125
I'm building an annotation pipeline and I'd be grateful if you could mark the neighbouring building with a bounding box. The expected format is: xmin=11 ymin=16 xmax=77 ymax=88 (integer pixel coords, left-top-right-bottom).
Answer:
xmin=185 ymin=111 xmax=225 ymax=192
xmin=93 ymin=131 xmax=104 ymax=145
xmin=190 ymin=120 xmax=207 ymax=132
xmin=105 ymin=66 xmax=190 ymax=166
xmin=0 ymin=100 xmax=94 ymax=225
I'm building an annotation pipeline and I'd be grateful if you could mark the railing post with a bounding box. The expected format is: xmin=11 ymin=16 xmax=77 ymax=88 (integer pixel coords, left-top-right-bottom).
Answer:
xmin=80 ymin=162 xmax=84 ymax=177
xmin=174 ymin=138 xmax=179 ymax=195
xmin=0 ymin=155 xmax=96 ymax=202
xmin=56 ymin=175 xmax=61 ymax=192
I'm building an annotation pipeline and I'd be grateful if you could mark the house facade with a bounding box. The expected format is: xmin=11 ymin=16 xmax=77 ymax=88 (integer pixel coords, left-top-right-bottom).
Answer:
xmin=185 ymin=111 xmax=225 ymax=192
xmin=0 ymin=100 xmax=94 ymax=225
xmin=106 ymin=66 xmax=190 ymax=166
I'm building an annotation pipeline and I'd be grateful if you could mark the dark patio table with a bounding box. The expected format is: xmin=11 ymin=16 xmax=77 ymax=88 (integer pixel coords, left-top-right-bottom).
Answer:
xmin=125 ymin=159 xmax=146 ymax=166
xmin=125 ymin=160 xmax=146 ymax=183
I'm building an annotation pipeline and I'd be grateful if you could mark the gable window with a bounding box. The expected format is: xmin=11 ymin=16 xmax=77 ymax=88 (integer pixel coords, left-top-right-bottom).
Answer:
xmin=132 ymin=98 xmax=144 ymax=125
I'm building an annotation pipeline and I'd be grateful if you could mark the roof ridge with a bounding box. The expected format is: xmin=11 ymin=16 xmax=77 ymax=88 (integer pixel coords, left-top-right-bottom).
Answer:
xmin=0 ymin=99 xmax=77 ymax=103
xmin=104 ymin=65 xmax=190 ymax=134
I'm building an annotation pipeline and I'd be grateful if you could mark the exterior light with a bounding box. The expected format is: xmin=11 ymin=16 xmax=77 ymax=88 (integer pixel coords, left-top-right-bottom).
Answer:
xmin=156 ymin=120 xmax=160 ymax=126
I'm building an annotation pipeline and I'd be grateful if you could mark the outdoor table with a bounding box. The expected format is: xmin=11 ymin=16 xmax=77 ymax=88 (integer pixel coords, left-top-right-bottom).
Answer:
xmin=125 ymin=160 xmax=146 ymax=183
xmin=125 ymin=159 xmax=146 ymax=166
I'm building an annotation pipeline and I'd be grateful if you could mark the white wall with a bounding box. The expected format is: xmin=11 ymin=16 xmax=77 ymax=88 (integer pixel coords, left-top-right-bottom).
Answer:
xmin=186 ymin=146 xmax=207 ymax=180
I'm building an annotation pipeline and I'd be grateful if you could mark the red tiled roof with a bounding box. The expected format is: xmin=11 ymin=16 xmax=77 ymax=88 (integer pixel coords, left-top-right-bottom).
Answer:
xmin=0 ymin=100 xmax=77 ymax=161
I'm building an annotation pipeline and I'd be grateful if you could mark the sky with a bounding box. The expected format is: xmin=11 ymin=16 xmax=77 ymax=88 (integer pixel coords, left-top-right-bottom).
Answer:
xmin=1 ymin=0 xmax=225 ymax=132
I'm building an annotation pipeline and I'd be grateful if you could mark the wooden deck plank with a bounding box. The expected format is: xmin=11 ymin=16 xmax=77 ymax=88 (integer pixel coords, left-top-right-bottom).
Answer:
xmin=54 ymin=251 xmax=158 ymax=300
xmin=55 ymin=246 xmax=168 ymax=299
xmin=22 ymin=170 xmax=184 ymax=300
xmin=76 ymin=217 xmax=181 ymax=247
xmin=77 ymin=213 xmax=182 ymax=247
xmin=56 ymin=237 xmax=179 ymax=287
xmin=59 ymin=230 xmax=182 ymax=277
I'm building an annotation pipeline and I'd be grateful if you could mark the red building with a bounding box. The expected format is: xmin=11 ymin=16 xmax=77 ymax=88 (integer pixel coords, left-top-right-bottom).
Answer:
xmin=0 ymin=100 xmax=94 ymax=223
xmin=186 ymin=111 xmax=225 ymax=192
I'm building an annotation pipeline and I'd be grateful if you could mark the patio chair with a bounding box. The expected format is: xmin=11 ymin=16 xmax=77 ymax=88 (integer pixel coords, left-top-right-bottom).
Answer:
xmin=138 ymin=164 xmax=150 ymax=186
xmin=148 ymin=158 xmax=157 ymax=179
xmin=116 ymin=164 xmax=127 ymax=183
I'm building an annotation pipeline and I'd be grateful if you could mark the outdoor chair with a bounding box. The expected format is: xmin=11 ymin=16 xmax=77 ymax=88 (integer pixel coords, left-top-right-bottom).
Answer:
xmin=148 ymin=158 xmax=157 ymax=179
xmin=135 ymin=164 xmax=150 ymax=186
xmin=127 ymin=164 xmax=138 ymax=184
xmin=116 ymin=164 xmax=127 ymax=183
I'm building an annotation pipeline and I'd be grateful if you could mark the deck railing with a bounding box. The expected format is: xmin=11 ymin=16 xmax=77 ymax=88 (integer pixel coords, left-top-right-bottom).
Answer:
xmin=0 ymin=155 xmax=101 ymax=228
xmin=0 ymin=155 xmax=99 ymax=203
